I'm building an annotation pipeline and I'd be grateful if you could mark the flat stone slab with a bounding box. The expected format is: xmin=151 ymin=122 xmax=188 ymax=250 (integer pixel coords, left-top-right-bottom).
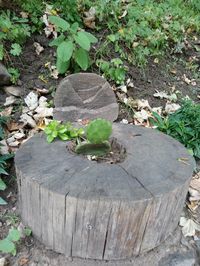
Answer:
xmin=15 ymin=124 xmax=195 ymax=261
xmin=53 ymin=73 xmax=119 ymax=122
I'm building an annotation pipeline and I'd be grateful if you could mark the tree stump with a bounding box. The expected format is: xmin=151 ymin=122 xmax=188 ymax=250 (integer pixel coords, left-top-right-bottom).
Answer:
xmin=15 ymin=124 xmax=195 ymax=260
xmin=53 ymin=73 xmax=119 ymax=122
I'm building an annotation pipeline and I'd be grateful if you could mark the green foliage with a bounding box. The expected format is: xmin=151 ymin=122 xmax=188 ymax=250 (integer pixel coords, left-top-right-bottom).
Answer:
xmin=151 ymin=100 xmax=200 ymax=158
xmin=0 ymin=10 xmax=31 ymax=60
xmin=0 ymin=116 xmax=13 ymax=205
xmin=96 ymin=58 xmax=127 ymax=84
xmin=86 ymin=118 xmax=112 ymax=144
xmin=45 ymin=119 xmax=112 ymax=157
xmin=52 ymin=0 xmax=82 ymax=24
xmin=0 ymin=227 xmax=31 ymax=256
xmin=86 ymin=0 xmax=200 ymax=66
xmin=7 ymin=68 xmax=20 ymax=84
xmin=48 ymin=16 xmax=97 ymax=73
xmin=75 ymin=141 xmax=111 ymax=156
xmin=15 ymin=0 xmax=45 ymax=32
xmin=44 ymin=120 xmax=84 ymax=143
xmin=10 ymin=43 xmax=22 ymax=56
xmin=75 ymin=119 xmax=112 ymax=156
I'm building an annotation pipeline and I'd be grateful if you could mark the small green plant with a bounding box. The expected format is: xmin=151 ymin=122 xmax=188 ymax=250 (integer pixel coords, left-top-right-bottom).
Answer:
xmin=44 ymin=120 xmax=84 ymax=143
xmin=151 ymin=100 xmax=200 ymax=158
xmin=85 ymin=0 xmax=200 ymax=66
xmin=86 ymin=118 xmax=112 ymax=144
xmin=44 ymin=118 xmax=112 ymax=156
xmin=15 ymin=0 xmax=45 ymax=32
xmin=48 ymin=15 xmax=98 ymax=73
xmin=52 ymin=0 xmax=82 ymax=24
xmin=0 ymin=227 xmax=32 ymax=256
xmin=96 ymin=58 xmax=127 ymax=84
xmin=0 ymin=115 xmax=13 ymax=205
xmin=8 ymin=68 xmax=20 ymax=84
xmin=75 ymin=118 xmax=112 ymax=156
xmin=0 ymin=10 xmax=31 ymax=60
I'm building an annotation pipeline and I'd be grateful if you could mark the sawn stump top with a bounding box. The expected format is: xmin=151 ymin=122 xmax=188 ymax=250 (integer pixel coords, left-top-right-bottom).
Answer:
xmin=15 ymin=124 xmax=195 ymax=201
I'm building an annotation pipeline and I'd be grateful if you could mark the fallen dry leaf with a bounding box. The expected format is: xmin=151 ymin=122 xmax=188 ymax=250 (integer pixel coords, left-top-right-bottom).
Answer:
xmin=4 ymin=96 xmax=17 ymax=106
xmin=170 ymin=68 xmax=177 ymax=74
xmin=0 ymin=106 xmax=13 ymax=116
xmin=118 ymin=85 xmax=127 ymax=93
xmin=34 ymin=88 xmax=49 ymax=95
xmin=136 ymin=99 xmax=151 ymax=110
xmin=83 ymin=7 xmax=96 ymax=29
xmin=190 ymin=174 xmax=200 ymax=193
xmin=134 ymin=109 xmax=150 ymax=123
xmin=4 ymin=86 xmax=22 ymax=97
xmin=179 ymin=216 xmax=200 ymax=237
xmin=6 ymin=121 xmax=24 ymax=131
xmin=34 ymin=42 xmax=44 ymax=55
xmin=189 ymin=187 xmax=200 ymax=202
xmin=20 ymin=113 xmax=37 ymax=128
xmin=153 ymin=90 xmax=177 ymax=102
xmin=24 ymin=91 xmax=38 ymax=110
xmin=118 ymin=9 xmax=127 ymax=19
xmin=0 ymin=140 xmax=9 ymax=154
xmin=152 ymin=106 xmax=163 ymax=115
xmin=34 ymin=106 xmax=53 ymax=120
xmin=20 ymin=11 xmax=28 ymax=18
xmin=165 ymin=102 xmax=180 ymax=114
xmin=121 ymin=119 xmax=129 ymax=124
xmin=18 ymin=256 xmax=29 ymax=266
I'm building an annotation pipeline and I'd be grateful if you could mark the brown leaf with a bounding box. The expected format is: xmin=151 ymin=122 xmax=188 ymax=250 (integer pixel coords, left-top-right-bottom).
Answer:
xmin=18 ymin=257 xmax=29 ymax=266
xmin=6 ymin=121 xmax=24 ymax=132
xmin=0 ymin=106 xmax=13 ymax=116
xmin=83 ymin=7 xmax=96 ymax=29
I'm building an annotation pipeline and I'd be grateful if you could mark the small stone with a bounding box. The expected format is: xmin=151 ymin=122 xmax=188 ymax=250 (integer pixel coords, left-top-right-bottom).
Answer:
xmin=0 ymin=63 xmax=11 ymax=86
xmin=4 ymin=86 xmax=22 ymax=97
xmin=53 ymin=73 xmax=119 ymax=122
xmin=4 ymin=96 xmax=17 ymax=106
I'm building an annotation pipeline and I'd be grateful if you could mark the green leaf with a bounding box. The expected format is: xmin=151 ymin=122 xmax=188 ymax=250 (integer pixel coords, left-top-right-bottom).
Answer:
xmin=49 ymin=16 xmax=70 ymax=31
xmin=84 ymin=32 xmax=98 ymax=43
xmin=57 ymin=41 xmax=74 ymax=62
xmin=10 ymin=43 xmax=22 ymax=56
xmin=0 ymin=44 xmax=4 ymax=60
xmin=7 ymin=229 xmax=21 ymax=242
xmin=74 ymin=48 xmax=89 ymax=70
xmin=59 ymin=134 xmax=70 ymax=141
xmin=0 ymin=197 xmax=7 ymax=205
xmin=0 ymin=239 xmax=16 ymax=255
xmin=47 ymin=135 xmax=55 ymax=143
xmin=74 ymin=32 xmax=90 ymax=51
xmin=71 ymin=22 xmax=79 ymax=33
xmin=24 ymin=227 xmax=32 ymax=236
xmin=49 ymin=34 xmax=65 ymax=47
xmin=56 ymin=57 xmax=70 ymax=74
xmin=0 ymin=178 xmax=7 ymax=191
xmin=0 ymin=167 xmax=8 ymax=175
xmin=107 ymin=34 xmax=116 ymax=42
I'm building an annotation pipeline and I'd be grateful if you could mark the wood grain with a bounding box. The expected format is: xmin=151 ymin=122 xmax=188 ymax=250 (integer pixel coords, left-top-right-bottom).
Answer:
xmin=15 ymin=124 xmax=195 ymax=260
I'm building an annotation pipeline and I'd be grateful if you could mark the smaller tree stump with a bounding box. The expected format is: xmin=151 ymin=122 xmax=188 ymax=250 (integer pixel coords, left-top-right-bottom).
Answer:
xmin=53 ymin=73 xmax=119 ymax=122
xmin=15 ymin=124 xmax=195 ymax=261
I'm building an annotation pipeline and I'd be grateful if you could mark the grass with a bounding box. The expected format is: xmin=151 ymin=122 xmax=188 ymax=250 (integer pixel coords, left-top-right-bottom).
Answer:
xmin=151 ymin=100 xmax=200 ymax=159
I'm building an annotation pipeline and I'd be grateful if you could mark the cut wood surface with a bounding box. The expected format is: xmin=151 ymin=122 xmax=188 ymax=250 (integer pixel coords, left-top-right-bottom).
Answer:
xmin=53 ymin=73 xmax=119 ymax=122
xmin=15 ymin=124 xmax=195 ymax=260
